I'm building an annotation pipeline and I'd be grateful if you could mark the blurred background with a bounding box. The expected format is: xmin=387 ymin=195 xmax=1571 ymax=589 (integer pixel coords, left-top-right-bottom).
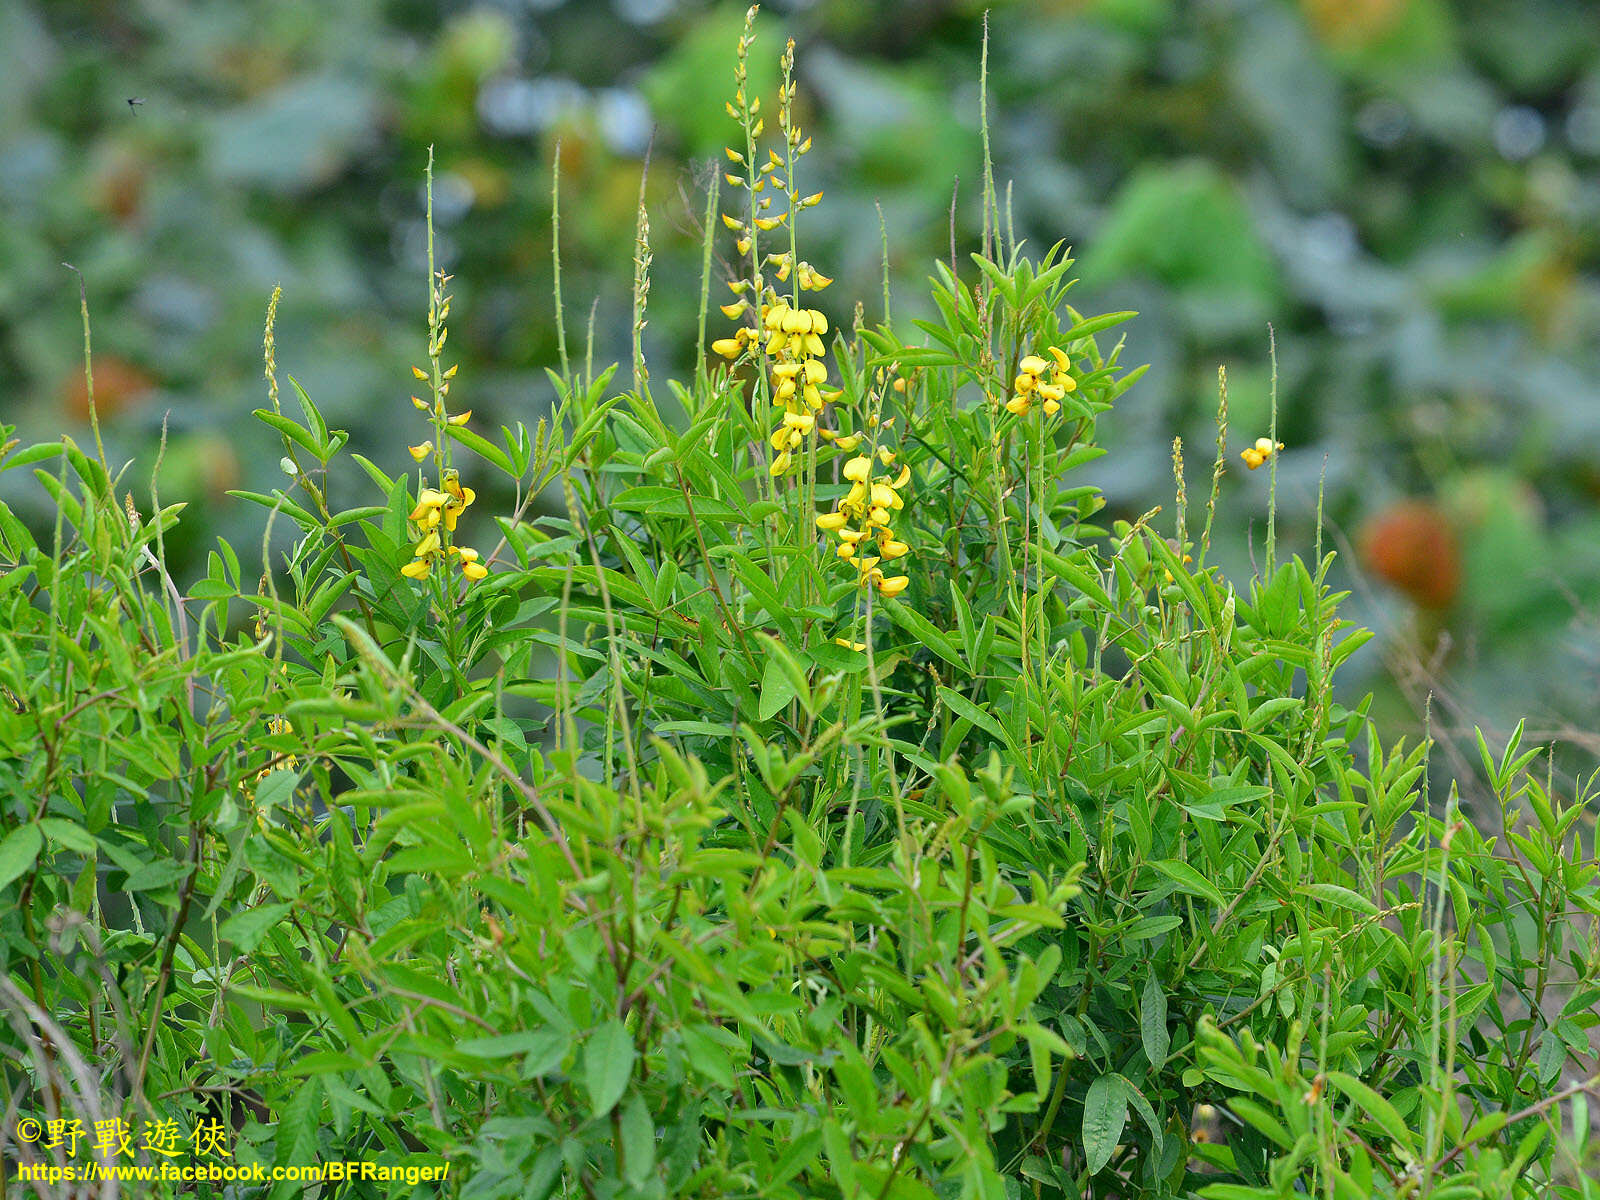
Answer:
xmin=3 ymin=0 xmax=1598 ymax=784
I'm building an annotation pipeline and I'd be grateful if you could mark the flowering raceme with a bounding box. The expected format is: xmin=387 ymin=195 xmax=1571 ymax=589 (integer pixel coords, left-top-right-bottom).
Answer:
xmin=713 ymin=27 xmax=840 ymax=479
xmin=401 ymin=269 xmax=488 ymax=585
xmin=816 ymin=441 xmax=912 ymax=598
xmin=1007 ymin=346 xmax=1076 ymax=417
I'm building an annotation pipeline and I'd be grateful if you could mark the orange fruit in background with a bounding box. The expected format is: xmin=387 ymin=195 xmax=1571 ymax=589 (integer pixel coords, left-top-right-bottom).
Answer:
xmin=1301 ymin=0 xmax=1407 ymax=47
xmin=60 ymin=355 xmax=154 ymax=422
xmin=1359 ymin=499 xmax=1461 ymax=611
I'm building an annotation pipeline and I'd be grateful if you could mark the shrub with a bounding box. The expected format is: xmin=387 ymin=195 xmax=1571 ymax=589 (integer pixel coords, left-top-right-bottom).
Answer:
xmin=1 ymin=13 xmax=1597 ymax=1199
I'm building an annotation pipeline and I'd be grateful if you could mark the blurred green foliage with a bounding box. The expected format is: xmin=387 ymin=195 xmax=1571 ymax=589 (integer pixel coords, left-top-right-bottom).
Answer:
xmin=2 ymin=0 xmax=1598 ymax=770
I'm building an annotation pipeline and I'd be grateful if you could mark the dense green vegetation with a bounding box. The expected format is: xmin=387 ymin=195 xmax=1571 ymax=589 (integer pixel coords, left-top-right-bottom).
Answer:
xmin=2 ymin=12 xmax=1598 ymax=1199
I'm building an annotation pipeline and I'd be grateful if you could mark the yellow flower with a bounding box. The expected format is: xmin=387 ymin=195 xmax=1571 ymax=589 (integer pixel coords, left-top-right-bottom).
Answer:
xmin=408 ymin=441 xmax=433 ymax=461
xmin=1008 ymin=347 xmax=1075 ymax=420
xmin=833 ymin=637 xmax=866 ymax=652
xmin=1241 ymin=438 xmax=1282 ymax=470
xmin=452 ymin=545 xmax=489 ymax=582
xmin=876 ymin=575 xmax=910 ymax=598
xmin=409 ymin=489 xmax=447 ymax=524
xmin=711 ymin=338 xmax=744 ymax=359
xmin=448 ymin=410 xmax=472 ymax=426
xmin=401 ymin=558 xmax=432 ymax=580
xmin=441 ymin=471 xmax=476 ymax=531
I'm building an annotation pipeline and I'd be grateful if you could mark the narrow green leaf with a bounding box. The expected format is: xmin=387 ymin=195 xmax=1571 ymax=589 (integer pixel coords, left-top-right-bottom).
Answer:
xmin=1141 ymin=973 xmax=1170 ymax=1067
xmin=1326 ymin=1071 xmax=1415 ymax=1155
xmin=1147 ymin=858 xmax=1226 ymax=908
xmin=1082 ymin=1073 xmax=1127 ymax=1176
xmin=219 ymin=902 xmax=292 ymax=953
xmin=583 ymin=1020 xmax=635 ymax=1116
xmin=0 ymin=824 xmax=44 ymax=892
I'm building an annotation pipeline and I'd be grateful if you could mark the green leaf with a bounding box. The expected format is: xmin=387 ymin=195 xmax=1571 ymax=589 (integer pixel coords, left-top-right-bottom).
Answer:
xmin=1082 ymin=1073 xmax=1127 ymax=1176
xmin=937 ymin=686 xmax=1011 ymax=750
xmin=1303 ymin=884 xmax=1378 ymax=916
xmin=37 ymin=818 xmax=97 ymax=855
xmin=445 ymin=423 xmax=516 ymax=475
xmin=254 ymin=770 xmax=300 ymax=810
xmin=1147 ymin=858 xmax=1226 ymax=908
xmin=0 ymin=824 xmax=43 ymax=892
xmin=253 ymin=409 xmax=322 ymax=458
xmin=583 ymin=1020 xmax=635 ymax=1116
xmin=1063 ymin=310 xmax=1138 ymax=340
xmin=619 ymin=1092 xmax=655 ymax=1185
xmin=1141 ymin=973 xmax=1170 ymax=1067
xmin=879 ymin=598 xmax=964 ymax=673
xmin=759 ymin=654 xmax=799 ymax=722
xmin=219 ymin=902 xmax=292 ymax=952
xmin=1326 ymin=1071 xmax=1415 ymax=1155
xmin=455 ymin=1029 xmax=564 ymax=1061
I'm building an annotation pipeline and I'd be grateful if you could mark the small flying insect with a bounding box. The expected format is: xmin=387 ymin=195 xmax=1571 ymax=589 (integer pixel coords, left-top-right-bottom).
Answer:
xmin=127 ymin=97 xmax=144 ymax=112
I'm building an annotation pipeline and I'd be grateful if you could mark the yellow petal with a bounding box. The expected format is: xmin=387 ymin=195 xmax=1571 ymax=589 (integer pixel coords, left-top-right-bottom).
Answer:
xmin=816 ymin=511 xmax=848 ymax=531
xmin=877 ymin=575 xmax=910 ymax=598
xmin=842 ymin=456 xmax=872 ymax=483
xmin=1019 ymin=355 xmax=1048 ymax=376
xmin=400 ymin=559 xmax=431 ymax=580
xmin=412 ymin=366 xmax=429 ymax=381
xmin=408 ymin=441 xmax=433 ymax=461
xmin=448 ymin=410 xmax=472 ymax=426
xmin=1047 ymin=345 xmax=1071 ymax=372
xmin=461 ymin=561 xmax=488 ymax=581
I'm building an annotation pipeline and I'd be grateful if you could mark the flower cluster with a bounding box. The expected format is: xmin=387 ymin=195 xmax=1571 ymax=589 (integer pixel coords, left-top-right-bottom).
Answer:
xmin=1240 ymin=436 xmax=1284 ymax=470
xmin=402 ymin=472 xmax=485 ymax=581
xmin=1006 ymin=348 xmax=1077 ymax=417
xmin=816 ymin=445 xmax=912 ymax=598
xmin=713 ymin=275 xmax=839 ymax=475
xmin=401 ymin=266 xmax=488 ymax=586
xmin=713 ymin=23 xmax=839 ymax=478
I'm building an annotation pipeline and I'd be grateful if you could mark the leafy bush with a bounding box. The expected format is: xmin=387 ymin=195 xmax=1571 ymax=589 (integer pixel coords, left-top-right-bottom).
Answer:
xmin=2 ymin=15 xmax=1597 ymax=1200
